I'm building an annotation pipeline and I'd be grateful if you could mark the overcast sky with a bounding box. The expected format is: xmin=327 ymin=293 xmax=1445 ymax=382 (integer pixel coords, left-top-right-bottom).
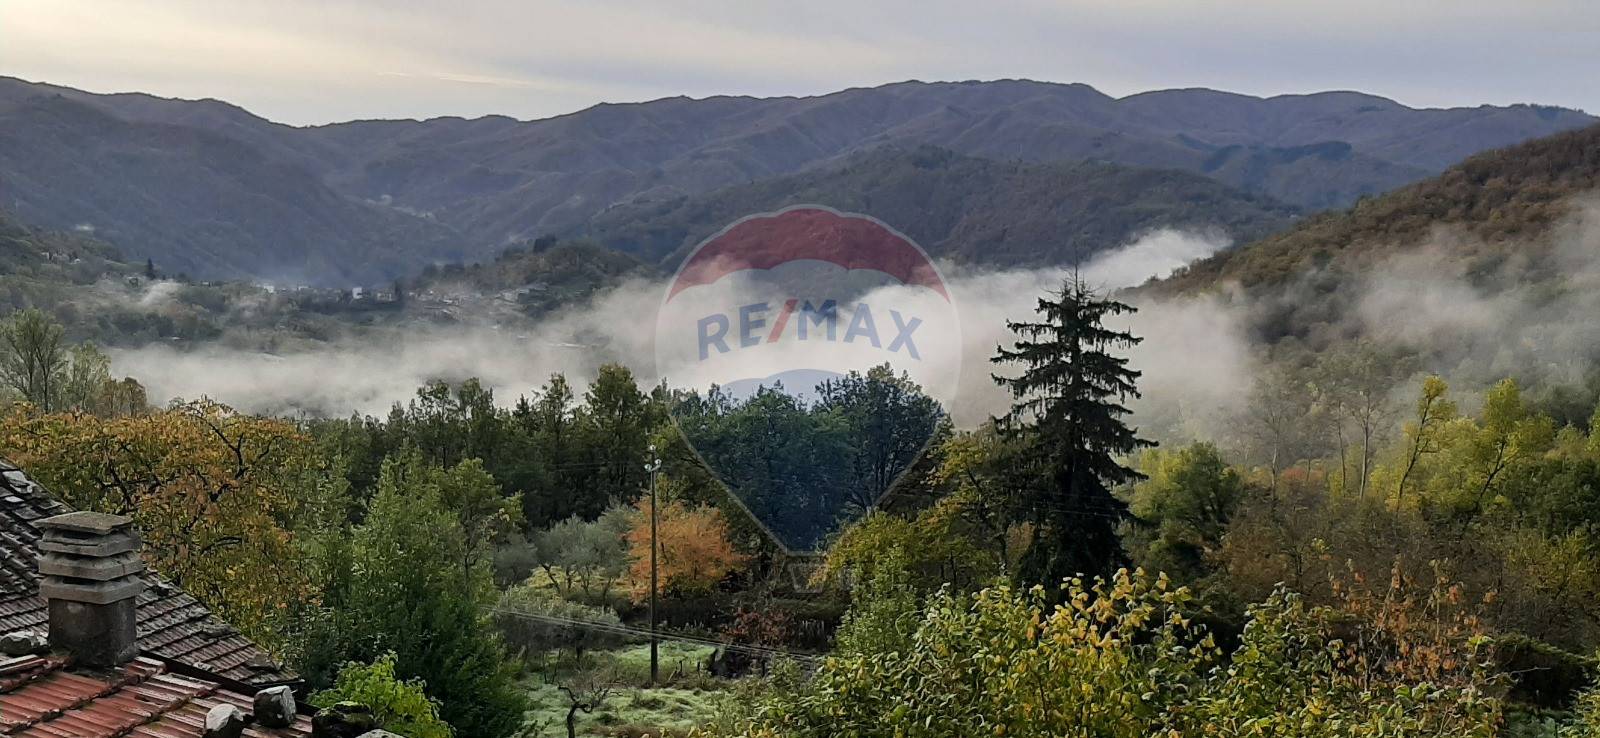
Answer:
xmin=3 ymin=0 xmax=1597 ymax=126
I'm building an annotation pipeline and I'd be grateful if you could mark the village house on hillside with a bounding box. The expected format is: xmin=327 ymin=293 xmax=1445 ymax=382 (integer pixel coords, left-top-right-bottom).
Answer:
xmin=0 ymin=460 xmax=390 ymax=738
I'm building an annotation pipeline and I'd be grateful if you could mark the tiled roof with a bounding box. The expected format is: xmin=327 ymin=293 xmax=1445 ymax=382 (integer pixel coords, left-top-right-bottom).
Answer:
xmin=0 ymin=460 xmax=297 ymax=686
xmin=0 ymin=655 xmax=312 ymax=737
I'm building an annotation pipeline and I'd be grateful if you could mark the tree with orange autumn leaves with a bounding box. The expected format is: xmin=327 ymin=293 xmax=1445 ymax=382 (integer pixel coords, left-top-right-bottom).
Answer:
xmin=0 ymin=399 xmax=339 ymax=647
xmin=626 ymin=496 xmax=748 ymax=601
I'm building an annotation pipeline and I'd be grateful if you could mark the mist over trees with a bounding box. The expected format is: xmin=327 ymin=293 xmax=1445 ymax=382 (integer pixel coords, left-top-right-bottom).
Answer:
xmin=8 ymin=280 xmax=1600 ymax=736
xmin=0 ymin=308 xmax=145 ymax=414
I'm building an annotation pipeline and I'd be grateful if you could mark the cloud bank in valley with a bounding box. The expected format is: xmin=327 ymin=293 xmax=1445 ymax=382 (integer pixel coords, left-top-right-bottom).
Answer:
xmin=111 ymin=197 xmax=1600 ymax=445
xmin=110 ymin=228 xmax=1250 ymax=431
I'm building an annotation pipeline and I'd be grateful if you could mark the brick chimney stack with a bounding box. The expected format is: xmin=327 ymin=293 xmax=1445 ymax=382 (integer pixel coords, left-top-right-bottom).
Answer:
xmin=36 ymin=512 xmax=145 ymax=667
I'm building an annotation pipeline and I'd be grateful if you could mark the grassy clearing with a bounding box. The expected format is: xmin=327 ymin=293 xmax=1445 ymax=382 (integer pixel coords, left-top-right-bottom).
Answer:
xmin=605 ymin=642 xmax=716 ymax=683
xmin=523 ymin=681 xmax=722 ymax=737
xmin=520 ymin=643 xmax=726 ymax=737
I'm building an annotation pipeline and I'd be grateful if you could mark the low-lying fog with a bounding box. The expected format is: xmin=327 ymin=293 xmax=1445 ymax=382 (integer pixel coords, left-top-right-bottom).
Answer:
xmin=110 ymin=200 xmax=1600 ymax=442
xmin=110 ymin=227 xmax=1242 ymax=430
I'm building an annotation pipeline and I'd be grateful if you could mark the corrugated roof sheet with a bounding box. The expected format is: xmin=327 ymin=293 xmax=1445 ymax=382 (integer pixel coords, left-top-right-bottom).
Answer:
xmin=0 ymin=460 xmax=297 ymax=686
xmin=0 ymin=655 xmax=311 ymax=738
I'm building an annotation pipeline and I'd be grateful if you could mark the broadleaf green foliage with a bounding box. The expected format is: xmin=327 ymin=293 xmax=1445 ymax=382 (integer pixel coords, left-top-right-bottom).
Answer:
xmin=671 ymin=364 xmax=945 ymax=552
xmin=307 ymin=365 xmax=660 ymax=535
xmin=0 ymin=309 xmax=145 ymax=414
xmin=702 ymin=570 xmax=1505 ymax=738
xmin=829 ymin=548 xmax=922 ymax=657
xmin=1123 ymin=442 xmax=1245 ymax=584
xmin=299 ymin=450 xmax=527 ymax=738
xmin=312 ymin=653 xmax=454 ymax=738
xmin=508 ymin=506 xmax=632 ymax=601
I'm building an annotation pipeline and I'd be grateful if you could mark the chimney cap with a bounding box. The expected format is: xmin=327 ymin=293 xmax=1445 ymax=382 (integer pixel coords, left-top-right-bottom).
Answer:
xmin=37 ymin=512 xmax=134 ymax=536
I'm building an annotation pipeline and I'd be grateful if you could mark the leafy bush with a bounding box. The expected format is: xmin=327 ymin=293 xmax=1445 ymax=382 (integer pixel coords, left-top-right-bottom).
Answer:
xmin=495 ymin=584 xmax=629 ymax=661
xmin=830 ymin=548 xmax=919 ymax=657
xmin=699 ymin=569 xmax=1506 ymax=738
xmin=526 ymin=506 xmax=632 ymax=606
xmin=1566 ymin=682 xmax=1600 ymax=738
xmin=311 ymin=653 xmax=453 ymax=738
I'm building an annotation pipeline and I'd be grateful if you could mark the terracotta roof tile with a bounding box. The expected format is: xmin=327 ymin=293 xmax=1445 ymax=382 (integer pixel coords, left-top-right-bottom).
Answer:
xmin=0 ymin=657 xmax=311 ymax=738
xmin=0 ymin=460 xmax=297 ymax=686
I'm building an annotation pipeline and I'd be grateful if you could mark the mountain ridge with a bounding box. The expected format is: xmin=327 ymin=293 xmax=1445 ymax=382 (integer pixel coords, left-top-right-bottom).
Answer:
xmin=18 ymin=76 xmax=1584 ymax=127
xmin=580 ymin=145 xmax=1299 ymax=267
xmin=1152 ymin=122 xmax=1600 ymax=298
xmin=0 ymin=76 xmax=1591 ymax=284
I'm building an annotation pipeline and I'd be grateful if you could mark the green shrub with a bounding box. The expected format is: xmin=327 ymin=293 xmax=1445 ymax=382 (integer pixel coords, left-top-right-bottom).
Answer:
xmin=698 ymin=569 xmax=1505 ymax=738
xmin=311 ymin=652 xmax=453 ymax=738
xmin=495 ymin=583 xmax=629 ymax=661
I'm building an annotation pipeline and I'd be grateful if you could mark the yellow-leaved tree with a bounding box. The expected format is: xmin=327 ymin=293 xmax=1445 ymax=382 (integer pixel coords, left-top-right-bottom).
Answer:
xmin=0 ymin=399 xmax=337 ymax=646
xmin=627 ymin=497 xmax=748 ymax=601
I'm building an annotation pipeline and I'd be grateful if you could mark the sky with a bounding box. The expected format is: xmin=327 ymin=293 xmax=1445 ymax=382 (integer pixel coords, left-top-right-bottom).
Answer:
xmin=3 ymin=0 xmax=1598 ymax=126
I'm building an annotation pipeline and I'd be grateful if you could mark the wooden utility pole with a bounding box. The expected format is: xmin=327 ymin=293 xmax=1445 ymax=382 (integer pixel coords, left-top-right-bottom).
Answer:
xmin=645 ymin=445 xmax=663 ymax=685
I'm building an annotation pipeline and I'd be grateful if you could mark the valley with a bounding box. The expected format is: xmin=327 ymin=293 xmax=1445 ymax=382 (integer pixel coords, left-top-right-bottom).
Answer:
xmin=3 ymin=49 xmax=1600 ymax=738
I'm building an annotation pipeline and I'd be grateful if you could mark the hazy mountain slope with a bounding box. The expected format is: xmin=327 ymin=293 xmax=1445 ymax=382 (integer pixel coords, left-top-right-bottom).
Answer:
xmin=413 ymin=238 xmax=655 ymax=318
xmin=0 ymin=84 xmax=463 ymax=285
xmin=302 ymin=79 xmax=1589 ymax=243
xmin=1115 ymin=88 xmax=1585 ymax=171
xmin=0 ymin=77 xmax=344 ymax=176
xmin=1121 ymin=123 xmax=1600 ymax=426
xmin=0 ymin=77 xmax=1589 ymax=284
xmin=1156 ymin=123 xmax=1600 ymax=296
xmin=581 ymin=146 xmax=1299 ymax=266
xmin=0 ymin=208 xmax=130 ymax=284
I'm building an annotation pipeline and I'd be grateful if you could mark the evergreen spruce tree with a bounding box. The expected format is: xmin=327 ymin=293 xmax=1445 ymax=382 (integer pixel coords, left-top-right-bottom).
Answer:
xmin=991 ymin=276 xmax=1152 ymax=587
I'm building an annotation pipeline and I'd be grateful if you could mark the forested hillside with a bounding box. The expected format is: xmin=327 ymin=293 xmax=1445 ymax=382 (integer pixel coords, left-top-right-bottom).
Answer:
xmin=1142 ymin=123 xmax=1600 ymax=423
xmin=1 ymin=76 xmax=1589 ymax=283
xmin=0 ymin=91 xmax=463 ymax=284
xmin=582 ymin=146 xmax=1298 ymax=267
xmin=0 ymin=208 xmax=130 ymax=285
xmin=1160 ymin=123 xmax=1600 ymax=294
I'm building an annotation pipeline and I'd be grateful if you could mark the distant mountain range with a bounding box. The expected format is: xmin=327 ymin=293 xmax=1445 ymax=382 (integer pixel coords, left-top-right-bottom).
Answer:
xmin=1155 ymin=123 xmax=1600 ymax=298
xmin=1145 ymin=121 xmax=1600 ymax=419
xmin=582 ymin=146 xmax=1299 ymax=266
xmin=0 ymin=76 xmax=1592 ymax=284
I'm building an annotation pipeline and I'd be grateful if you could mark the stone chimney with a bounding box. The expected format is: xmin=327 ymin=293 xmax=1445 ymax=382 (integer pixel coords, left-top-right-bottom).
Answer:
xmin=36 ymin=511 xmax=145 ymax=667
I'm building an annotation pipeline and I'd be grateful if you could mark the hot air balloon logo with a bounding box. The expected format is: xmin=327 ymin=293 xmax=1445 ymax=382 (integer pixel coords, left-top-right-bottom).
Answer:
xmin=655 ymin=206 xmax=960 ymax=553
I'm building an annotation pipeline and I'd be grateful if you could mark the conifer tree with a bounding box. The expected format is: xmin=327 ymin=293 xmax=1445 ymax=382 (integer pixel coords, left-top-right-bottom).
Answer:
xmin=991 ymin=276 xmax=1152 ymax=586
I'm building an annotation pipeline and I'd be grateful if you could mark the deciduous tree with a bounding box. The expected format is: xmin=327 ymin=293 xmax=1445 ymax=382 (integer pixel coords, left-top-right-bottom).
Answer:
xmin=627 ymin=497 xmax=748 ymax=600
xmin=0 ymin=400 xmax=329 ymax=643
